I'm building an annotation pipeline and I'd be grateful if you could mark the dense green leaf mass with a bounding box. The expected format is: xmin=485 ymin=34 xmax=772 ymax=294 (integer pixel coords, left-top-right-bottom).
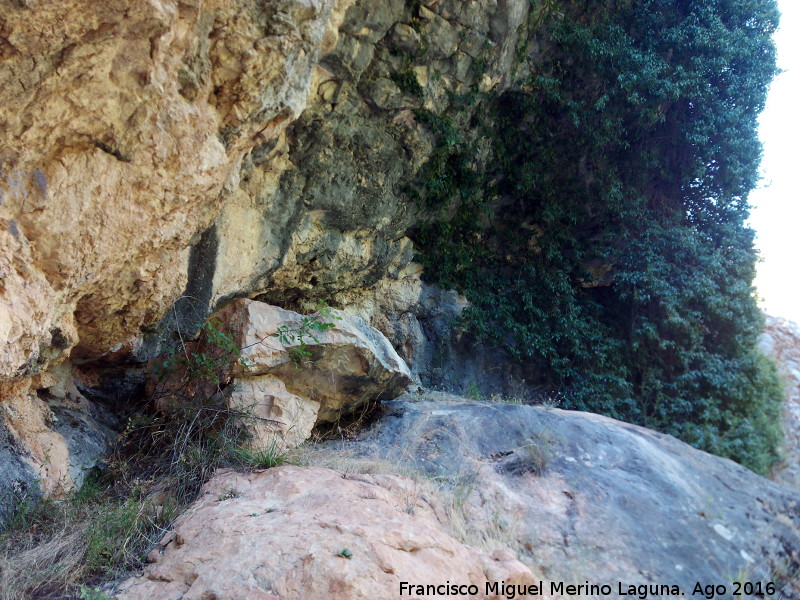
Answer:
xmin=411 ymin=0 xmax=783 ymax=473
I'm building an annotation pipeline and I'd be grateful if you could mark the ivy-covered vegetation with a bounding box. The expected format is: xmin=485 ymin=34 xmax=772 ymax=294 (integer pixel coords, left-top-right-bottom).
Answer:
xmin=410 ymin=0 xmax=783 ymax=473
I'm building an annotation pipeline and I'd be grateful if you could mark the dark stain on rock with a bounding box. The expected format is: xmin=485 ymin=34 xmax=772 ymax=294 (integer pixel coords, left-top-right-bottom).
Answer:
xmin=172 ymin=223 xmax=219 ymax=339
xmin=93 ymin=141 xmax=131 ymax=163
xmin=32 ymin=168 xmax=46 ymax=199
xmin=50 ymin=327 xmax=70 ymax=350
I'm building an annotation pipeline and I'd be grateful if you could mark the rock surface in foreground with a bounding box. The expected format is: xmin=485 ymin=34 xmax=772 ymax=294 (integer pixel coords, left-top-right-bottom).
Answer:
xmin=116 ymin=396 xmax=800 ymax=599
xmin=116 ymin=466 xmax=533 ymax=600
xmin=351 ymin=396 xmax=800 ymax=597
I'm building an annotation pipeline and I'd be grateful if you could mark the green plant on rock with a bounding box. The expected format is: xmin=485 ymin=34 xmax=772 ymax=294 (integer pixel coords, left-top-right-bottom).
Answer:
xmin=272 ymin=301 xmax=341 ymax=367
xmin=115 ymin=314 xmax=289 ymax=509
xmin=232 ymin=438 xmax=291 ymax=470
xmin=391 ymin=66 xmax=425 ymax=99
xmin=150 ymin=318 xmax=248 ymax=388
xmin=78 ymin=586 xmax=115 ymax=600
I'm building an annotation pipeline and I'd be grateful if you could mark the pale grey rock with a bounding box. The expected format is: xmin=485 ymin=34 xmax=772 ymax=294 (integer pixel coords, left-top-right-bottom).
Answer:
xmin=47 ymin=396 xmax=117 ymax=489
xmin=367 ymin=77 xmax=420 ymax=110
xmin=345 ymin=396 xmax=800 ymax=597
xmin=228 ymin=375 xmax=319 ymax=451
xmin=417 ymin=7 xmax=461 ymax=58
xmin=185 ymin=0 xmax=532 ymax=335
xmin=390 ymin=22 xmax=422 ymax=54
xmin=214 ymin=299 xmax=412 ymax=424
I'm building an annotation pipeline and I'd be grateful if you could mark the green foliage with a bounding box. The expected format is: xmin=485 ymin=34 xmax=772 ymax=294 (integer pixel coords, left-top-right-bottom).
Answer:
xmin=272 ymin=301 xmax=341 ymax=367
xmin=466 ymin=381 xmax=482 ymax=401
xmin=232 ymin=439 xmax=290 ymax=470
xmin=114 ymin=311 xmax=303 ymax=511
xmin=79 ymin=586 xmax=115 ymax=600
xmin=0 ymin=473 xmax=177 ymax=598
xmin=0 ymin=488 xmax=42 ymax=535
xmin=391 ymin=67 xmax=425 ymax=99
xmin=0 ymin=302 xmax=332 ymax=596
xmin=411 ymin=0 xmax=783 ymax=472
xmin=151 ymin=319 xmax=248 ymax=387
xmin=336 ymin=548 xmax=353 ymax=559
xmin=84 ymin=490 xmax=175 ymax=573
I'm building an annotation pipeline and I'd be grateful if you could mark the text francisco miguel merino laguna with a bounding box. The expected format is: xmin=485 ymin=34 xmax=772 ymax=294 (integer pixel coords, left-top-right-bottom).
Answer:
xmin=400 ymin=580 xmax=683 ymax=598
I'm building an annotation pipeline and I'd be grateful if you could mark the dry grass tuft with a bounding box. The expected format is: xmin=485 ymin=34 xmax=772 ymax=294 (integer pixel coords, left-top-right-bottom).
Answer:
xmin=290 ymin=437 xmax=524 ymax=556
xmin=0 ymin=531 xmax=87 ymax=600
xmin=0 ymin=478 xmax=177 ymax=600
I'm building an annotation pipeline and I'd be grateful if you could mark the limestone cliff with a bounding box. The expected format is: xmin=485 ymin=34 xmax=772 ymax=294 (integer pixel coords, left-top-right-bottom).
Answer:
xmin=1 ymin=0 xmax=533 ymax=375
xmin=0 ymin=0 xmax=541 ymax=493
xmin=0 ymin=0 xmax=354 ymax=379
xmin=0 ymin=0 xmax=355 ymax=488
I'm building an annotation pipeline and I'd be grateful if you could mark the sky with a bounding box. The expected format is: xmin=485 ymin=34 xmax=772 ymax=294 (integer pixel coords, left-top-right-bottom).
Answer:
xmin=748 ymin=0 xmax=800 ymax=324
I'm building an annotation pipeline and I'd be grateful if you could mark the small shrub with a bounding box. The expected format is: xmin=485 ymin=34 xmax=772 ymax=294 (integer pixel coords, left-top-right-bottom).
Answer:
xmin=2 ymin=306 xmax=341 ymax=597
xmin=391 ymin=67 xmax=425 ymax=99
xmin=272 ymin=301 xmax=341 ymax=368
xmin=232 ymin=439 xmax=290 ymax=470
xmin=150 ymin=319 xmax=244 ymax=387
xmin=79 ymin=586 xmax=115 ymax=600
xmin=0 ymin=473 xmax=176 ymax=600
xmin=0 ymin=485 xmax=44 ymax=536
xmin=488 ymin=394 xmax=524 ymax=405
xmin=466 ymin=381 xmax=482 ymax=401
xmin=518 ymin=434 xmax=553 ymax=476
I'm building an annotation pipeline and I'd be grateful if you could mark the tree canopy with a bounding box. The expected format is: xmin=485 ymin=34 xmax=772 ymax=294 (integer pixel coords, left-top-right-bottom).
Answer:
xmin=412 ymin=0 xmax=783 ymax=473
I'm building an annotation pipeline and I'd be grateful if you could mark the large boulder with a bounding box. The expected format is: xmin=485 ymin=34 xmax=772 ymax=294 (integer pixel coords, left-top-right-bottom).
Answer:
xmin=215 ymin=298 xmax=412 ymax=424
xmin=114 ymin=394 xmax=800 ymax=599
xmin=346 ymin=395 xmax=800 ymax=597
xmin=228 ymin=375 xmax=320 ymax=452
xmin=150 ymin=299 xmax=412 ymax=452
xmin=115 ymin=466 xmax=535 ymax=600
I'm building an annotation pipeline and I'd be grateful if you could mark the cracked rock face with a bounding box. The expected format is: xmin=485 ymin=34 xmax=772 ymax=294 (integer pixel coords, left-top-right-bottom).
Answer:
xmin=0 ymin=0 xmax=344 ymax=382
xmin=0 ymin=0 xmax=348 ymax=498
xmin=115 ymin=466 xmax=535 ymax=600
xmin=0 ymin=0 xmax=530 ymax=499
xmin=0 ymin=0 xmax=531 ymax=383
xmin=0 ymin=363 xmax=118 ymax=498
xmin=207 ymin=0 xmax=530 ymax=308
